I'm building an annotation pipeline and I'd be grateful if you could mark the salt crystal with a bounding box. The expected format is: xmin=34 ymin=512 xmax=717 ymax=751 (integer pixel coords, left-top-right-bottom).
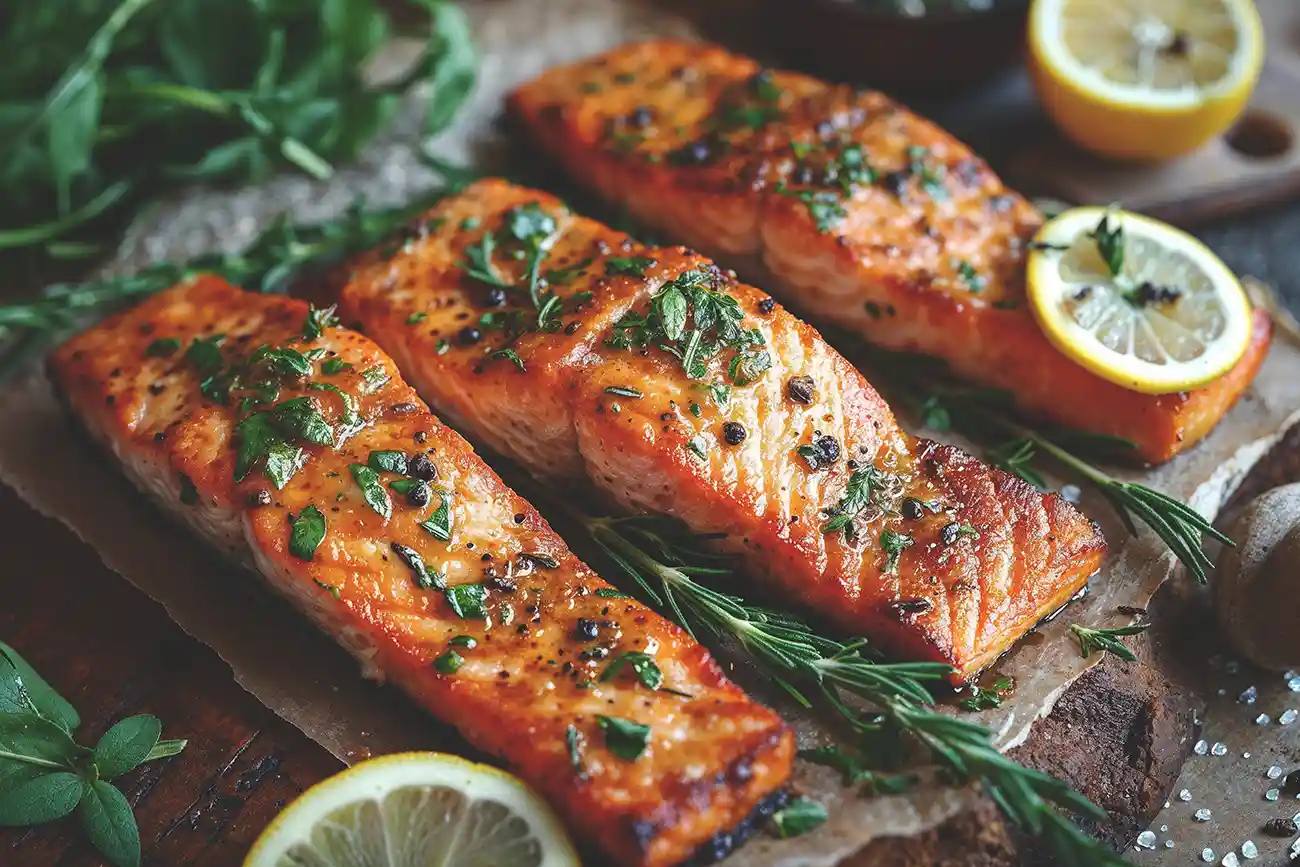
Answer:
xmin=1241 ymin=685 xmax=1259 ymax=704
xmin=1180 ymin=788 xmax=1194 ymax=801
xmin=1286 ymin=669 xmax=1298 ymax=680
xmin=1197 ymin=808 xmax=1213 ymax=822
xmin=1136 ymin=831 xmax=1157 ymax=849
xmin=1245 ymin=752 xmax=1253 ymax=758
xmin=1195 ymin=740 xmax=1210 ymax=755
xmin=1287 ymin=675 xmax=1300 ymax=692
xmin=1242 ymin=840 xmax=1259 ymax=860
xmin=1294 ymin=810 xmax=1300 ymax=822
xmin=1222 ymin=853 xmax=1240 ymax=867
xmin=1060 ymin=484 xmax=1082 ymax=503
xmin=1165 ymin=840 xmax=1175 ymax=849
xmin=1257 ymin=714 xmax=1272 ymax=725
xmin=1270 ymin=767 xmax=1285 ymax=780
xmin=1281 ymin=709 xmax=1298 ymax=725
xmin=1291 ymin=839 xmax=1300 ymax=859
xmin=1266 ymin=788 xmax=1281 ymax=801
xmin=1219 ymin=688 xmax=1228 ymax=696
xmin=1203 ymin=848 xmax=1216 ymax=862
xmin=1160 ymin=825 xmax=1169 ymax=832
xmin=1212 ymin=742 xmax=1229 ymax=756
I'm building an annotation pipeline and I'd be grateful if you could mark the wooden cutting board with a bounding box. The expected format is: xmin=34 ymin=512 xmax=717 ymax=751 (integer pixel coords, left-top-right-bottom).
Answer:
xmin=1009 ymin=0 xmax=1300 ymax=226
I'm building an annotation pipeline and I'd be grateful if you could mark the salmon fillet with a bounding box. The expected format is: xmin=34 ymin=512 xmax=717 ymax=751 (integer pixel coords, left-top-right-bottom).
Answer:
xmin=49 ymin=275 xmax=794 ymax=867
xmin=337 ymin=179 xmax=1106 ymax=683
xmin=507 ymin=39 xmax=1273 ymax=465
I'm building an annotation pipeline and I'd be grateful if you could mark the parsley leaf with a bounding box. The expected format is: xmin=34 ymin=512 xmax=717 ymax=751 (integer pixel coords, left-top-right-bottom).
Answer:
xmin=289 ymin=506 xmax=326 ymax=561
xmin=605 ymin=256 xmax=655 ymax=277
xmin=420 ymin=491 xmax=453 ymax=542
xmin=444 ymin=583 xmax=488 ymax=619
xmin=595 ymin=715 xmax=650 ymax=761
xmin=349 ymin=464 xmax=392 ymax=519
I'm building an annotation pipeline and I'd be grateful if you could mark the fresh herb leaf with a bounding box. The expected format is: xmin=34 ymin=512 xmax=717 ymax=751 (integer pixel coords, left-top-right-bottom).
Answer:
xmin=954 ymin=259 xmax=986 ymax=293
xmin=0 ymin=769 xmax=87 ymax=827
xmin=0 ymin=643 xmax=80 ymax=733
xmin=595 ymin=588 xmax=630 ymax=599
xmin=448 ymin=635 xmax=477 ymax=648
xmin=444 ymin=583 xmax=488 ymax=619
xmin=288 ymin=505 xmax=326 ymax=561
xmin=91 ymin=716 xmax=161 ymax=780
xmin=1070 ymin=623 xmax=1149 ymax=662
xmin=595 ymin=715 xmax=650 ymax=761
xmin=822 ymin=467 xmax=897 ymax=536
xmin=406 ymin=312 xmax=427 ymax=324
xmin=879 ymin=529 xmax=913 ymax=574
xmin=605 ymin=256 xmax=654 ymax=277
xmin=685 ymin=435 xmax=708 ymax=462
xmin=959 ymin=676 xmax=1012 ymax=712
xmin=391 ymin=542 xmax=443 ymax=590
xmin=144 ymin=338 xmax=179 ymax=358
xmin=433 ymin=650 xmax=464 ymax=675
xmin=184 ymin=335 xmax=225 ymax=378
xmin=771 ymin=796 xmax=828 ymax=839
xmin=1089 ymin=210 xmax=1125 ymax=278
xmin=233 ymin=412 xmax=301 ymax=488
xmin=76 ymin=780 xmax=140 ymax=867
xmin=301 ymin=304 xmax=339 ymax=341
xmin=348 ymin=464 xmax=391 ymax=520
xmin=599 ymin=652 xmax=664 ymax=691
xmin=565 ymin=725 xmax=587 ymax=779
xmin=799 ymin=746 xmax=915 ymax=794
xmin=312 ymin=579 xmax=341 ymax=600
xmin=367 ymin=450 xmax=408 ymax=475
xmin=321 ymin=358 xmax=352 ymax=375
xmin=491 ymin=347 xmax=525 ymax=371
xmin=271 ymin=397 xmax=333 ymax=446
xmin=603 ymin=386 xmax=643 ymax=399
xmin=358 ymin=366 xmax=390 ymax=394
xmin=420 ymin=491 xmax=453 ymax=542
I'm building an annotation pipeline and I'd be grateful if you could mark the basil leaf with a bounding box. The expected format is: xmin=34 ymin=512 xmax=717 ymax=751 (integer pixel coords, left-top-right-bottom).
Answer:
xmin=271 ymin=397 xmax=334 ymax=446
xmin=0 ymin=770 xmax=87 ymax=827
xmin=77 ymin=780 xmax=141 ymax=867
xmin=263 ymin=441 xmax=304 ymax=490
xmin=771 ymin=796 xmax=828 ymax=838
xmin=444 ymin=583 xmax=487 ymax=619
xmin=419 ymin=491 xmax=452 ymax=542
xmin=349 ymin=465 xmax=392 ymax=520
xmin=0 ymin=643 xmax=79 ymax=733
xmin=92 ymin=715 xmax=162 ymax=780
xmin=599 ymin=652 xmax=663 ymax=691
xmin=289 ymin=506 xmax=326 ymax=561
xmin=368 ymin=450 xmax=408 ymax=475
xmin=256 ymin=347 xmax=312 ymax=377
xmin=657 ymin=285 xmax=688 ymax=342
xmin=595 ymin=715 xmax=650 ymax=761
xmin=321 ymin=358 xmax=352 ymax=375
xmin=184 ymin=335 xmax=225 ymax=378
xmin=391 ymin=543 xmax=444 ymax=590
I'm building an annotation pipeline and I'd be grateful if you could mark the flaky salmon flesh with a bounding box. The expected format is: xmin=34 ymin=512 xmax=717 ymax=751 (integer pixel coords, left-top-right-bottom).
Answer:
xmin=49 ymin=276 xmax=794 ymax=867
xmin=507 ymin=40 xmax=1273 ymax=465
xmin=338 ymin=179 xmax=1106 ymax=685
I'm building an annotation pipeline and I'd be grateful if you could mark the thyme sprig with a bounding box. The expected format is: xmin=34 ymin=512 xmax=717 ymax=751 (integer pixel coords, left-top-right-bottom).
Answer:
xmin=582 ymin=513 xmax=1126 ymax=867
xmin=877 ymin=360 xmax=1231 ymax=584
xmin=0 ymin=187 xmax=456 ymax=378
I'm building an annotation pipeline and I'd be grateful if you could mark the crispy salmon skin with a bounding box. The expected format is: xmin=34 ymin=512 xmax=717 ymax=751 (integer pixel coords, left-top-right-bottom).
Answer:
xmin=339 ymin=179 xmax=1106 ymax=683
xmin=49 ymin=276 xmax=793 ymax=867
xmin=508 ymin=39 xmax=1272 ymax=464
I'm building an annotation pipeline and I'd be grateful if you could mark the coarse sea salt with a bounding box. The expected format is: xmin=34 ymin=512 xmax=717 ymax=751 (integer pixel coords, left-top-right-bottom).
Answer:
xmin=1180 ymin=789 xmax=1194 ymax=801
xmin=1222 ymin=853 xmax=1240 ymax=867
xmin=1195 ymin=740 xmax=1209 ymax=755
xmin=1280 ymin=709 xmax=1298 ymax=725
xmin=1136 ymin=831 xmax=1157 ymax=849
xmin=1212 ymin=743 xmax=1229 ymax=756
xmin=1202 ymin=848 xmax=1216 ymax=862
xmin=1196 ymin=808 xmax=1213 ymax=822
xmin=1242 ymin=840 xmax=1259 ymax=860
xmin=1271 ymin=767 xmax=1286 ymax=780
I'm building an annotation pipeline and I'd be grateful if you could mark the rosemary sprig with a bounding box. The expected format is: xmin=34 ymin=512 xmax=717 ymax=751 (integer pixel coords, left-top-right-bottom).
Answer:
xmin=0 ymin=186 xmax=457 ymax=379
xmin=877 ymin=362 xmax=1231 ymax=584
xmin=584 ymin=514 xmax=1127 ymax=867
xmin=1070 ymin=623 xmax=1150 ymax=662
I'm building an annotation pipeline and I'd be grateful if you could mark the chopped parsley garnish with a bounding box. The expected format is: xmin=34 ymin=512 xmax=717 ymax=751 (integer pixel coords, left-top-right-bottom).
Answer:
xmin=599 ymin=652 xmax=663 ymax=691
xmin=420 ymin=491 xmax=453 ymax=542
xmin=606 ymin=269 xmax=769 ymax=386
xmin=954 ymin=259 xmax=986 ymax=293
xmin=301 ymin=304 xmax=339 ymax=340
xmin=822 ymin=466 xmax=894 ymax=536
xmin=289 ymin=505 xmax=326 ymax=561
xmin=434 ymin=650 xmax=464 ymax=674
xmin=271 ymin=397 xmax=334 ymax=446
xmin=595 ymin=715 xmax=650 ymax=761
xmin=305 ymin=382 xmax=359 ymax=431
xmin=685 ymin=435 xmax=708 ymax=462
xmin=771 ymin=797 xmax=828 ymax=838
xmin=959 ymin=676 xmax=1012 ymax=712
xmin=880 ymin=528 xmax=914 ymax=574
xmin=349 ymin=464 xmax=392 ymax=520
xmin=392 ymin=542 xmax=443 ymax=590
xmin=545 ymin=257 xmax=593 ymax=284
xmin=1089 ymin=210 xmax=1125 ymax=278
xmin=145 ymin=337 xmax=180 ymax=358
xmin=368 ymin=450 xmax=408 ymax=475
xmin=595 ymin=588 xmax=630 ymax=599
xmin=251 ymin=345 xmax=313 ymax=378
xmin=359 ymin=366 xmax=389 ymax=394
xmin=604 ymin=256 xmax=655 ymax=277
xmin=313 ymin=579 xmax=341 ymax=600
xmin=321 ymin=358 xmax=352 ymax=375
xmin=406 ymin=312 xmax=427 ymax=324
xmin=689 ymin=402 xmax=702 ymax=417
xmin=785 ymin=188 xmax=846 ymax=233
xmin=444 ymin=582 xmax=488 ymax=619
xmin=184 ymin=335 xmax=225 ymax=378
xmin=603 ymin=385 xmax=643 ymax=399
xmin=565 ymin=724 xmax=587 ymax=779
xmin=448 ymin=635 xmax=477 ymax=648
xmin=233 ymin=412 xmax=304 ymax=489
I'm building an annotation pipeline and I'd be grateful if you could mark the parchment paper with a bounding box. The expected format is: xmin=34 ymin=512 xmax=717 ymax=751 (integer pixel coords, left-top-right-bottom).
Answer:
xmin=2 ymin=2 xmax=1299 ymax=864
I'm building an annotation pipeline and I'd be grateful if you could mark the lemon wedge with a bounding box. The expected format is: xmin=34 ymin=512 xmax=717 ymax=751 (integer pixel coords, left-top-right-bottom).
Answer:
xmin=1028 ymin=0 xmax=1264 ymax=160
xmin=243 ymin=752 xmax=579 ymax=867
xmin=1026 ymin=207 xmax=1252 ymax=394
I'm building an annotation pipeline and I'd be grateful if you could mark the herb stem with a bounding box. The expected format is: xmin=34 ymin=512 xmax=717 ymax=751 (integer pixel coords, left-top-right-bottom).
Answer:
xmin=0 ymin=748 xmax=73 ymax=771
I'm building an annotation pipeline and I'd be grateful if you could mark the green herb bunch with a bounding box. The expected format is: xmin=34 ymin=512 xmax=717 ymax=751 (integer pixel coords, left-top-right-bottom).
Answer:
xmin=0 ymin=642 xmax=186 ymax=867
xmin=0 ymin=0 xmax=476 ymax=276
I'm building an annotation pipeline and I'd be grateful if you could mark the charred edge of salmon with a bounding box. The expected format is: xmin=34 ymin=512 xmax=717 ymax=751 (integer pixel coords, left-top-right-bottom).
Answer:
xmin=684 ymin=789 xmax=791 ymax=867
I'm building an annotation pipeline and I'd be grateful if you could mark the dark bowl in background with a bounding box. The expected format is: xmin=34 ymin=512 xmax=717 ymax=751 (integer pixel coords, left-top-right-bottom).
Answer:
xmin=758 ymin=0 xmax=1029 ymax=96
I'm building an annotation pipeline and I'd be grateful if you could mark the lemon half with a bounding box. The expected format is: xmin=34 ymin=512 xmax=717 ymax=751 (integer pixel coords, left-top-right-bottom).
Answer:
xmin=1028 ymin=0 xmax=1264 ymax=160
xmin=243 ymin=752 xmax=579 ymax=867
xmin=1026 ymin=207 xmax=1252 ymax=394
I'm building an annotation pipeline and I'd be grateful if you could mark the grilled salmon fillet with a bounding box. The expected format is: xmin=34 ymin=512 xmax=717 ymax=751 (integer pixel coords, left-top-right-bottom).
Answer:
xmin=338 ymin=179 xmax=1106 ymax=683
xmin=507 ymin=40 xmax=1273 ymax=465
xmin=49 ymin=275 xmax=794 ymax=867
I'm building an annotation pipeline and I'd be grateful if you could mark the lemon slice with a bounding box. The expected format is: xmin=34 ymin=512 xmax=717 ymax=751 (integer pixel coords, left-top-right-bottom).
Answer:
xmin=243 ymin=752 xmax=579 ymax=867
xmin=1028 ymin=0 xmax=1264 ymax=160
xmin=1026 ymin=207 xmax=1252 ymax=394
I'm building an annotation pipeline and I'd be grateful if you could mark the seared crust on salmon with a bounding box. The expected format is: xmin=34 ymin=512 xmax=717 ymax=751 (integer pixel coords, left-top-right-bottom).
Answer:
xmin=49 ymin=276 xmax=793 ymax=867
xmin=338 ymin=179 xmax=1106 ymax=683
xmin=507 ymin=39 xmax=1272 ymax=464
